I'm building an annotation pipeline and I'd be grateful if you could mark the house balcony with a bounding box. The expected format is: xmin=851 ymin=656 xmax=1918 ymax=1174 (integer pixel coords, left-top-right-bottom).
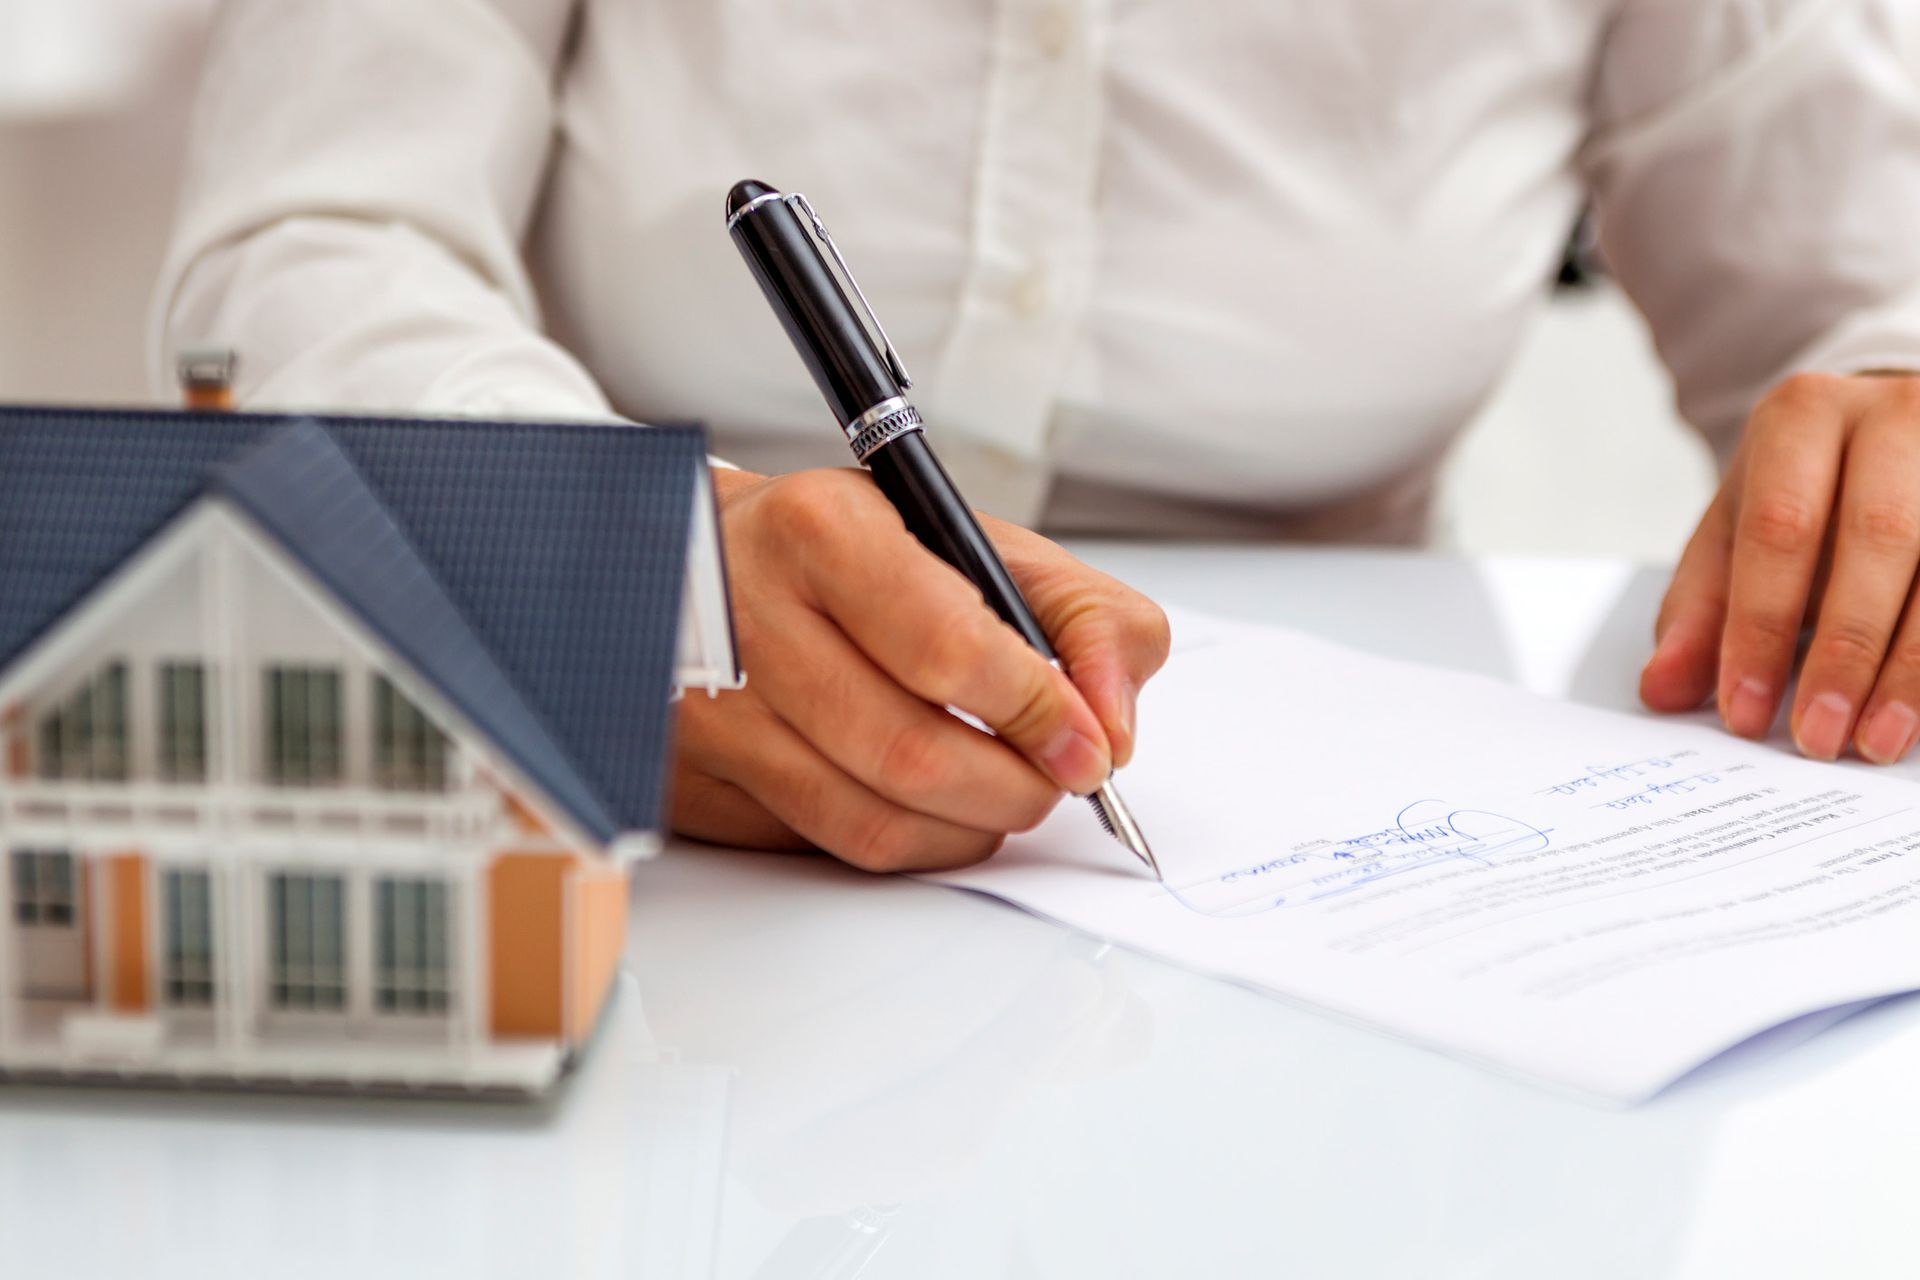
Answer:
xmin=0 ymin=777 xmax=504 ymax=845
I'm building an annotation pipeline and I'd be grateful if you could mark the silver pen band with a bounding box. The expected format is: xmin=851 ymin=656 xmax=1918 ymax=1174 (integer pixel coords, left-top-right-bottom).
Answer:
xmin=845 ymin=397 xmax=924 ymax=463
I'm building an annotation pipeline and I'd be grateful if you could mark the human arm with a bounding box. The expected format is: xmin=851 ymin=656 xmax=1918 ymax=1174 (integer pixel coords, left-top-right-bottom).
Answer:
xmin=156 ymin=1 xmax=1169 ymax=865
xmin=152 ymin=0 xmax=608 ymax=417
xmin=1585 ymin=0 xmax=1920 ymax=758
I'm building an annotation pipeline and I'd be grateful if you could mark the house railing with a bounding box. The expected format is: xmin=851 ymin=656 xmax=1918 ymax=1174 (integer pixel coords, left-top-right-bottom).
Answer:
xmin=0 ymin=777 xmax=502 ymax=845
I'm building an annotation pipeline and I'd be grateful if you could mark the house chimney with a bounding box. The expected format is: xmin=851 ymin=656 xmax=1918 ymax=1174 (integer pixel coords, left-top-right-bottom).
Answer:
xmin=177 ymin=344 xmax=237 ymax=411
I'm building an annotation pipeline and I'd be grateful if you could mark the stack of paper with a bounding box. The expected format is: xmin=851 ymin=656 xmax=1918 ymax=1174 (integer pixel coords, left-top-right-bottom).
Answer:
xmin=934 ymin=611 xmax=1920 ymax=1102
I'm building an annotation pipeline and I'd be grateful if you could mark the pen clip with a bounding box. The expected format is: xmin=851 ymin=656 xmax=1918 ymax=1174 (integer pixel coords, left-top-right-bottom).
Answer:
xmin=786 ymin=192 xmax=913 ymax=390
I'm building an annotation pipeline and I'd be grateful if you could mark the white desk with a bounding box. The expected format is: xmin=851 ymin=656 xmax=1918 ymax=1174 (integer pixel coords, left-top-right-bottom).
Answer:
xmin=5 ymin=546 xmax=1918 ymax=1280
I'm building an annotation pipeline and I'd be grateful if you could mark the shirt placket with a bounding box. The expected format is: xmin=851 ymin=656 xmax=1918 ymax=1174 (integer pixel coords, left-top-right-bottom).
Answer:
xmin=925 ymin=0 xmax=1108 ymax=525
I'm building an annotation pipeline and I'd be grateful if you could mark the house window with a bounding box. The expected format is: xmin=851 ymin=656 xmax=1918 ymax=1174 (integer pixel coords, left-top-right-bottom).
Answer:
xmin=157 ymin=662 xmax=208 ymax=783
xmin=37 ymin=662 xmax=128 ymax=781
xmin=10 ymin=849 xmax=75 ymax=926
xmin=162 ymin=869 xmax=215 ymax=1006
xmin=372 ymin=676 xmax=450 ymax=791
xmin=374 ymin=877 xmax=450 ymax=1014
xmin=268 ymin=872 xmax=346 ymax=1010
xmin=263 ymin=667 xmax=343 ymax=786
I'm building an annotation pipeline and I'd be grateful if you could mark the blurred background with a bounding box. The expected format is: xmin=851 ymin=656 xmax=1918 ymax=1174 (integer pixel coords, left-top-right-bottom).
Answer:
xmin=0 ymin=0 xmax=1718 ymax=563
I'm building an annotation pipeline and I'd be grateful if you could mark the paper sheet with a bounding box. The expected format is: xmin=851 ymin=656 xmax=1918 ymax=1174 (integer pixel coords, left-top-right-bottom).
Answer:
xmin=932 ymin=610 xmax=1920 ymax=1102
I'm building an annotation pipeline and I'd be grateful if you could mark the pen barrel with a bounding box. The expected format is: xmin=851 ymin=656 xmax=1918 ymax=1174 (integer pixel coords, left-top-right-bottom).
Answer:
xmin=723 ymin=182 xmax=1058 ymax=664
xmin=727 ymin=198 xmax=897 ymax=427
xmin=866 ymin=432 xmax=1058 ymax=659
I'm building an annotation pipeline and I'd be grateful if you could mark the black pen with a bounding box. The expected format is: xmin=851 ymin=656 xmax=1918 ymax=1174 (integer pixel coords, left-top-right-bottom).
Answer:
xmin=724 ymin=179 xmax=1158 ymax=879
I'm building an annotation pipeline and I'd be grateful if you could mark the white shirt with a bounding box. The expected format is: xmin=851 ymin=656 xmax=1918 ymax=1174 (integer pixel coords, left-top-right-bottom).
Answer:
xmin=156 ymin=0 xmax=1920 ymax=540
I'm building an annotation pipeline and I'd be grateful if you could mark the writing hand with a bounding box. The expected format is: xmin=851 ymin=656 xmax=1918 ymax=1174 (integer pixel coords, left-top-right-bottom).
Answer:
xmin=1642 ymin=372 xmax=1920 ymax=762
xmin=670 ymin=467 xmax=1172 ymax=870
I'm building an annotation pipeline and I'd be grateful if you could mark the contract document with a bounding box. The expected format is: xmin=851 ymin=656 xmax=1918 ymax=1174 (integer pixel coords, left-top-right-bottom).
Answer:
xmin=933 ymin=610 xmax=1920 ymax=1102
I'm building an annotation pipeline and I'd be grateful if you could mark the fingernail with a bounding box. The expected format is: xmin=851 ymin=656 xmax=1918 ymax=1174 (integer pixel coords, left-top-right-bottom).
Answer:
xmin=1113 ymin=681 xmax=1137 ymax=766
xmin=1796 ymin=691 xmax=1852 ymax=761
xmin=1858 ymin=701 xmax=1919 ymax=764
xmin=1726 ymin=678 xmax=1776 ymax=738
xmin=1039 ymin=725 xmax=1108 ymax=795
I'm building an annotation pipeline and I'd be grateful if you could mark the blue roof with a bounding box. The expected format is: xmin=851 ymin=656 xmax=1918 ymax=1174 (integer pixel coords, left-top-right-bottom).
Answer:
xmin=0 ymin=406 xmax=712 ymax=844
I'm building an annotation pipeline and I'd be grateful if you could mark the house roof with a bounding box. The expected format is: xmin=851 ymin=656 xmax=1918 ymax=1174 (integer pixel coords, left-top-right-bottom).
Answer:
xmin=0 ymin=406 xmax=711 ymax=845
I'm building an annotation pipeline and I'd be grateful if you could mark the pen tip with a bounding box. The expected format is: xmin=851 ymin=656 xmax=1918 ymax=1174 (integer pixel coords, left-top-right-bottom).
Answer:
xmin=1088 ymin=781 xmax=1159 ymax=880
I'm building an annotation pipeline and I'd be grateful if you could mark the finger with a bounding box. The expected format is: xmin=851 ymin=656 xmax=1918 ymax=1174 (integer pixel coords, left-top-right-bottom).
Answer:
xmin=748 ymin=602 xmax=1063 ymax=832
xmin=1641 ymin=489 xmax=1734 ymax=712
xmin=984 ymin=516 xmax=1173 ymax=768
xmin=776 ymin=489 xmax=1113 ymax=795
xmin=1854 ymin=582 xmax=1920 ymax=763
xmin=669 ymin=767 xmax=807 ymax=850
xmin=680 ymin=695 xmax=1004 ymax=873
xmin=1717 ymin=377 xmax=1850 ymax=738
xmin=1791 ymin=412 xmax=1920 ymax=759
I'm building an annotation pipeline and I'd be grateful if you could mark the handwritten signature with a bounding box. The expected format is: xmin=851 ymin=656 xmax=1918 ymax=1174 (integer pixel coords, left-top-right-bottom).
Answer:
xmin=1535 ymin=752 xmax=1697 ymax=798
xmin=1589 ymin=771 xmax=1726 ymax=811
xmin=1169 ymin=800 xmax=1553 ymax=919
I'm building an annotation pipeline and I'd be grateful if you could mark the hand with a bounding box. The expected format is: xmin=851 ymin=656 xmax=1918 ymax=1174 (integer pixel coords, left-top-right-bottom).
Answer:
xmin=670 ymin=467 xmax=1172 ymax=871
xmin=1642 ymin=371 xmax=1920 ymax=762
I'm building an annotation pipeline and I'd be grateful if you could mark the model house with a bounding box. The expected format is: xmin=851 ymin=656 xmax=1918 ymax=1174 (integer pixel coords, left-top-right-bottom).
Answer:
xmin=0 ymin=406 xmax=738 ymax=1094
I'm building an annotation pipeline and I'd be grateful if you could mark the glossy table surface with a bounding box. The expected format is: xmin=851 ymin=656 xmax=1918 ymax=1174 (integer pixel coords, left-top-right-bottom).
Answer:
xmin=5 ymin=545 xmax=1918 ymax=1280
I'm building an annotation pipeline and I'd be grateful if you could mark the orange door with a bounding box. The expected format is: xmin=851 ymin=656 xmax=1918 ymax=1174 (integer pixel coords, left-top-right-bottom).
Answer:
xmin=105 ymin=852 xmax=151 ymax=1013
xmin=488 ymin=853 xmax=571 ymax=1039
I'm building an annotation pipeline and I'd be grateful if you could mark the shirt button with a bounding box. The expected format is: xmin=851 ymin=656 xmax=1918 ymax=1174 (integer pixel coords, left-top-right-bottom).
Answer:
xmin=1034 ymin=6 xmax=1073 ymax=57
xmin=1011 ymin=266 xmax=1051 ymax=317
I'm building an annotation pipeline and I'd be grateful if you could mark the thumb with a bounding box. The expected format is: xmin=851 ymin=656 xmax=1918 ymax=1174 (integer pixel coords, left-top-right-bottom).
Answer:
xmin=982 ymin=516 xmax=1172 ymax=768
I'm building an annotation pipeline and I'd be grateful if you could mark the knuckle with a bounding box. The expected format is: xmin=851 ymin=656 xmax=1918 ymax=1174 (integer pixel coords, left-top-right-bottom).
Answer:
xmin=1809 ymin=617 xmax=1889 ymax=674
xmin=1733 ymin=607 xmax=1805 ymax=655
xmin=998 ymin=667 xmax=1064 ymax=744
xmin=914 ymin=610 xmax=1000 ymax=704
xmin=758 ymin=473 xmax=839 ymax=543
xmin=873 ymin=721 xmax=950 ymax=798
xmin=1061 ymin=589 xmax=1173 ymax=677
xmin=1126 ymin=597 xmax=1174 ymax=671
xmin=1877 ymin=375 xmax=1920 ymax=417
xmin=838 ymin=807 xmax=919 ymax=873
xmin=1767 ymin=371 xmax=1840 ymax=413
xmin=1657 ymin=586 xmax=1725 ymax=639
xmin=1739 ymin=494 xmax=1822 ymax=556
xmin=776 ymin=762 xmax=838 ymax=844
xmin=1847 ymin=500 xmax=1920 ymax=553
xmin=1887 ymin=635 xmax=1920 ymax=678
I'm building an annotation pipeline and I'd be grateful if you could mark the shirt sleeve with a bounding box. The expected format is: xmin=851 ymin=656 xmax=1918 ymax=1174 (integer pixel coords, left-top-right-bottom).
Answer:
xmin=1583 ymin=0 xmax=1920 ymax=464
xmin=150 ymin=0 xmax=615 ymax=421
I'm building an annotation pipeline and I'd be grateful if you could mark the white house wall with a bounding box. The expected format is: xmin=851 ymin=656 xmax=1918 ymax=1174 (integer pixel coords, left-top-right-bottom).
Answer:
xmin=0 ymin=495 xmax=448 ymax=791
xmin=0 ymin=497 xmax=608 ymax=1092
xmin=0 ymin=499 xmax=597 ymax=852
xmin=218 ymin=500 xmax=596 ymax=850
xmin=0 ymin=501 xmax=209 ymax=785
